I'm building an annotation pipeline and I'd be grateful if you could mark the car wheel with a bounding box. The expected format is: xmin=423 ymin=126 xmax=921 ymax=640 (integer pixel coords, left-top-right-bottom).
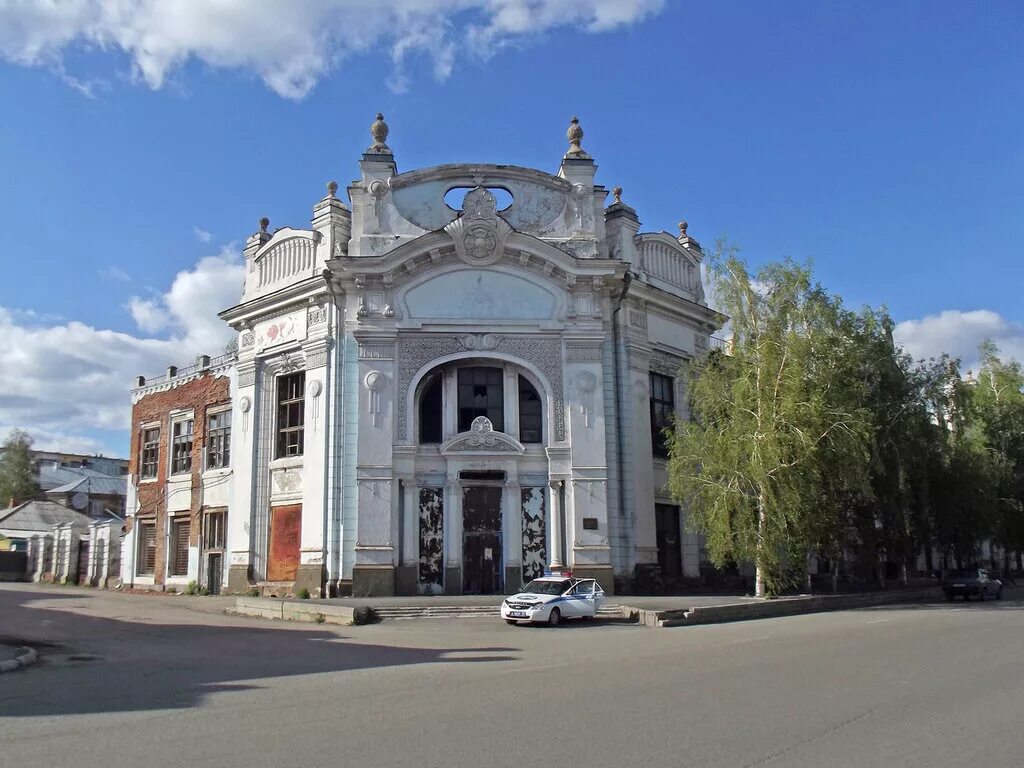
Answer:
xmin=505 ymin=619 xmax=518 ymax=625
xmin=547 ymin=607 xmax=561 ymax=627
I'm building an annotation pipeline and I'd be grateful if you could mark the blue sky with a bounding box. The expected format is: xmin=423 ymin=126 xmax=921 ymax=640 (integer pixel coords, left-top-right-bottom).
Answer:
xmin=0 ymin=0 xmax=1021 ymax=457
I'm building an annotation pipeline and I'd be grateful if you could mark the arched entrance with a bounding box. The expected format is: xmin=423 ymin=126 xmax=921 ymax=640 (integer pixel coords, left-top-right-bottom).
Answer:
xmin=408 ymin=358 xmax=552 ymax=595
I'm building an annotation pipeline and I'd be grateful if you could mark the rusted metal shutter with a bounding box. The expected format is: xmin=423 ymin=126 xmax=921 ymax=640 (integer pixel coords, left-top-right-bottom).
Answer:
xmin=172 ymin=520 xmax=190 ymax=576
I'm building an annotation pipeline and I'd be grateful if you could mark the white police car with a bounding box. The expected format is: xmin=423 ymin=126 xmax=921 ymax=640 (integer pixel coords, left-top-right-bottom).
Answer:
xmin=501 ymin=575 xmax=606 ymax=626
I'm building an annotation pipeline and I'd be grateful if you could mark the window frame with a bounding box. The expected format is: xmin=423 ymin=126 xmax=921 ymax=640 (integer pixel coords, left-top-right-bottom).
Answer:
xmin=170 ymin=416 xmax=194 ymax=475
xmin=517 ymin=374 xmax=543 ymax=444
xmin=203 ymin=510 xmax=227 ymax=550
xmin=276 ymin=371 xmax=306 ymax=458
xmin=205 ymin=407 xmax=232 ymax=470
xmin=457 ymin=366 xmax=505 ymax=433
xmin=649 ymin=371 xmax=675 ymax=457
xmin=140 ymin=426 xmax=160 ymax=480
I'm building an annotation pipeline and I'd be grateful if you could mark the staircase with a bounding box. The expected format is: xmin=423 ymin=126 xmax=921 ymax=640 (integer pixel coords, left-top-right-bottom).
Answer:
xmin=372 ymin=604 xmax=626 ymax=621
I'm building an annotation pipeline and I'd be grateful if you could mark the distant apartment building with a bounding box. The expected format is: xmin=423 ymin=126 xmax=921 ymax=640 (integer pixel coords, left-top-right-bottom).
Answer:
xmin=121 ymin=356 xmax=235 ymax=593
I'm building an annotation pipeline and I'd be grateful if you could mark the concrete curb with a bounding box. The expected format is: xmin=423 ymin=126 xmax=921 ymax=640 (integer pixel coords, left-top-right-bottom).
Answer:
xmin=623 ymin=588 xmax=942 ymax=628
xmin=0 ymin=646 xmax=38 ymax=673
xmin=229 ymin=597 xmax=373 ymax=626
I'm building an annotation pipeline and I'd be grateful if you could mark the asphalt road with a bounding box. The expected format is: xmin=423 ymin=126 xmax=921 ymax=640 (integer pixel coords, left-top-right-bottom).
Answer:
xmin=1 ymin=583 xmax=1022 ymax=768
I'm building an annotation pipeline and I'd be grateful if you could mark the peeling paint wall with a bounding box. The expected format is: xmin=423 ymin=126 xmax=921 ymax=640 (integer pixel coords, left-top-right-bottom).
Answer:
xmin=521 ymin=486 xmax=546 ymax=581
xmin=418 ymin=487 xmax=444 ymax=594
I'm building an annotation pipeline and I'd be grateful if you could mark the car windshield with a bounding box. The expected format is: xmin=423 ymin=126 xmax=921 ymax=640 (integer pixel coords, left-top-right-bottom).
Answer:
xmin=950 ymin=570 xmax=979 ymax=579
xmin=520 ymin=579 xmax=569 ymax=595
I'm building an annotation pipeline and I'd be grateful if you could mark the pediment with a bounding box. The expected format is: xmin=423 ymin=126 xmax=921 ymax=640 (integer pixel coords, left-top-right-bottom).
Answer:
xmin=440 ymin=417 xmax=525 ymax=456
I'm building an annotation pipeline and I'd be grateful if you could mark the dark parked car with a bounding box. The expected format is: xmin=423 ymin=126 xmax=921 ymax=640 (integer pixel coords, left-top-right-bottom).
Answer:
xmin=943 ymin=568 xmax=1003 ymax=601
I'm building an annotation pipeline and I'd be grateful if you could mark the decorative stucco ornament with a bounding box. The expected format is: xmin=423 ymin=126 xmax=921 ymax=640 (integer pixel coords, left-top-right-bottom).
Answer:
xmin=612 ymin=186 xmax=623 ymax=204
xmin=564 ymin=116 xmax=591 ymax=159
xmin=368 ymin=112 xmax=392 ymax=154
xmin=326 ymin=180 xmax=338 ymax=198
xmin=443 ymin=187 xmax=511 ymax=267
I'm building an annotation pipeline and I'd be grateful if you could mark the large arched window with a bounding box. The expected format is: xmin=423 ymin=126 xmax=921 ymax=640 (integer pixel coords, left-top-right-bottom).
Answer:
xmin=457 ymin=366 xmax=504 ymax=432
xmin=518 ymin=375 xmax=542 ymax=443
xmin=419 ymin=373 xmax=443 ymax=444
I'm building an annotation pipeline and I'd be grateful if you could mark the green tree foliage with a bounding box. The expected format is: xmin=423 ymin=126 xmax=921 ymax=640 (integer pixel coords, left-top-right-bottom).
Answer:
xmin=668 ymin=244 xmax=870 ymax=596
xmin=668 ymin=244 xmax=1024 ymax=595
xmin=0 ymin=429 xmax=40 ymax=507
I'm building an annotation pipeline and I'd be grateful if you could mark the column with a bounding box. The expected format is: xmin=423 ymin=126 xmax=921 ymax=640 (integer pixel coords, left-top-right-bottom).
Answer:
xmin=503 ymin=475 xmax=521 ymax=591
xmin=396 ymin=478 xmax=419 ymax=595
xmin=226 ymin=357 xmax=257 ymax=592
xmin=444 ymin=474 xmax=462 ymax=594
xmin=548 ymin=480 xmax=565 ymax=569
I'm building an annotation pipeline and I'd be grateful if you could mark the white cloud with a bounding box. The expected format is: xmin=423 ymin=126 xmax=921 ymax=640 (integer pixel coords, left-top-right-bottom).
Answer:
xmin=0 ymin=246 xmax=244 ymax=456
xmin=0 ymin=0 xmax=664 ymax=99
xmin=894 ymin=309 xmax=1024 ymax=373
xmin=194 ymin=227 xmax=212 ymax=243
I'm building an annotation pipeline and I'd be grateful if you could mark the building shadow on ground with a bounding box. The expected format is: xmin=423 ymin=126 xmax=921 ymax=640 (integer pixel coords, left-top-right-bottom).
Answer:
xmin=0 ymin=588 xmax=517 ymax=718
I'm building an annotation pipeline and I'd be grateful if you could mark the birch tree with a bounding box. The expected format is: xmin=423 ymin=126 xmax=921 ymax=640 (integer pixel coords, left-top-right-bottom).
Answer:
xmin=668 ymin=245 xmax=870 ymax=596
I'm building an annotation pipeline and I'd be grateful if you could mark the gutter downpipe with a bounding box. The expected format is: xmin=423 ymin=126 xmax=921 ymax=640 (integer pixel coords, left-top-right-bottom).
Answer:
xmin=611 ymin=270 xmax=633 ymax=577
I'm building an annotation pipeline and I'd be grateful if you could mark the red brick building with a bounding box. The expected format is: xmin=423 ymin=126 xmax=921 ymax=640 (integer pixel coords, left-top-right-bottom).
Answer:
xmin=122 ymin=356 xmax=234 ymax=592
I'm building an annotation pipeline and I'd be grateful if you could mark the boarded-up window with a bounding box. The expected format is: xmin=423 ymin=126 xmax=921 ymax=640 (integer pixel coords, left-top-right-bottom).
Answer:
xmin=170 ymin=518 xmax=190 ymax=576
xmin=137 ymin=522 xmax=156 ymax=575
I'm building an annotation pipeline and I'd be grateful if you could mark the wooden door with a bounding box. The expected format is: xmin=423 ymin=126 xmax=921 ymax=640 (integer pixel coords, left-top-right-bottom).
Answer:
xmin=268 ymin=504 xmax=301 ymax=582
xmin=655 ymin=504 xmax=683 ymax=581
xmin=463 ymin=486 xmax=503 ymax=594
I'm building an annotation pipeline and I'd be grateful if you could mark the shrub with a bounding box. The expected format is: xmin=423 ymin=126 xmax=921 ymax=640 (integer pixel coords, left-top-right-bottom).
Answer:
xmin=297 ymin=588 xmax=311 ymax=600
xmin=314 ymin=613 xmax=326 ymax=624
xmin=185 ymin=580 xmax=199 ymax=595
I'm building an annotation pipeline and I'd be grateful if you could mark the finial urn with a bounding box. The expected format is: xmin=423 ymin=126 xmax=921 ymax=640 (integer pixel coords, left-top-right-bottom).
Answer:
xmin=369 ymin=112 xmax=392 ymax=154
xmin=564 ymin=116 xmax=590 ymax=159
xmin=612 ymin=186 xmax=623 ymax=204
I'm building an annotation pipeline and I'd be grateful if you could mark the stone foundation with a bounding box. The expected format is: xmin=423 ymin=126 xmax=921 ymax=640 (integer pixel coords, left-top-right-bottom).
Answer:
xmin=226 ymin=564 xmax=252 ymax=594
xmin=352 ymin=565 xmax=395 ymax=596
xmin=504 ymin=565 xmax=522 ymax=593
xmin=444 ymin=565 xmax=461 ymax=595
xmin=395 ymin=564 xmax=417 ymax=595
xmin=570 ymin=565 xmax=615 ymax=594
xmin=293 ymin=564 xmax=325 ymax=598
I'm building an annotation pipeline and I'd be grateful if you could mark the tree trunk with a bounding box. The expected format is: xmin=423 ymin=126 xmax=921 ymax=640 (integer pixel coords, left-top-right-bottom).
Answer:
xmin=900 ymin=562 xmax=908 ymax=587
xmin=1016 ymin=550 xmax=1022 ymax=574
xmin=755 ymin=494 xmax=768 ymax=598
xmin=831 ymin=559 xmax=839 ymax=593
xmin=877 ymin=556 xmax=887 ymax=589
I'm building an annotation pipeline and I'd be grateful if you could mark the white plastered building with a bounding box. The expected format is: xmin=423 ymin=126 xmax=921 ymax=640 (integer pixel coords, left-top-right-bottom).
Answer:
xmin=217 ymin=115 xmax=723 ymax=596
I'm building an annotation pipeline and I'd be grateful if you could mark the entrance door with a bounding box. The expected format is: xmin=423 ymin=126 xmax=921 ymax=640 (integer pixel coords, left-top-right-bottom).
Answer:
xmin=268 ymin=504 xmax=301 ymax=582
xmin=655 ymin=504 xmax=683 ymax=581
xmin=208 ymin=552 xmax=223 ymax=595
xmin=463 ymin=486 xmax=503 ymax=594
xmin=76 ymin=539 xmax=90 ymax=585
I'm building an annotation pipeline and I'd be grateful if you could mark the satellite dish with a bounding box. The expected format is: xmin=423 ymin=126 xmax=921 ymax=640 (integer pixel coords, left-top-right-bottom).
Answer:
xmin=71 ymin=492 xmax=89 ymax=510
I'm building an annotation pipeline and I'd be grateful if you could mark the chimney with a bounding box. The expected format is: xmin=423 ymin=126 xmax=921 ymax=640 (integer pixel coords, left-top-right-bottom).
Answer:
xmin=135 ymin=375 xmax=146 ymax=388
xmin=167 ymin=365 xmax=178 ymax=379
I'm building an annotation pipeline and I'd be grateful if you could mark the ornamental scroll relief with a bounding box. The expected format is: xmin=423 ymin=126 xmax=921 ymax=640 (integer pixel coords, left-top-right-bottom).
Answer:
xmin=397 ymin=334 xmax=565 ymax=441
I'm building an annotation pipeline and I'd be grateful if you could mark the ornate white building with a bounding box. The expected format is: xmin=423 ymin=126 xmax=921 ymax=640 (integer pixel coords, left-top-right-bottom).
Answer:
xmin=165 ymin=115 xmax=721 ymax=597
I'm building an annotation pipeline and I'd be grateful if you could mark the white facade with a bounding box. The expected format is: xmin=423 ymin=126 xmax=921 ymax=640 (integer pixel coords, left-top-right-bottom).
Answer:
xmin=212 ymin=115 xmax=723 ymax=596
